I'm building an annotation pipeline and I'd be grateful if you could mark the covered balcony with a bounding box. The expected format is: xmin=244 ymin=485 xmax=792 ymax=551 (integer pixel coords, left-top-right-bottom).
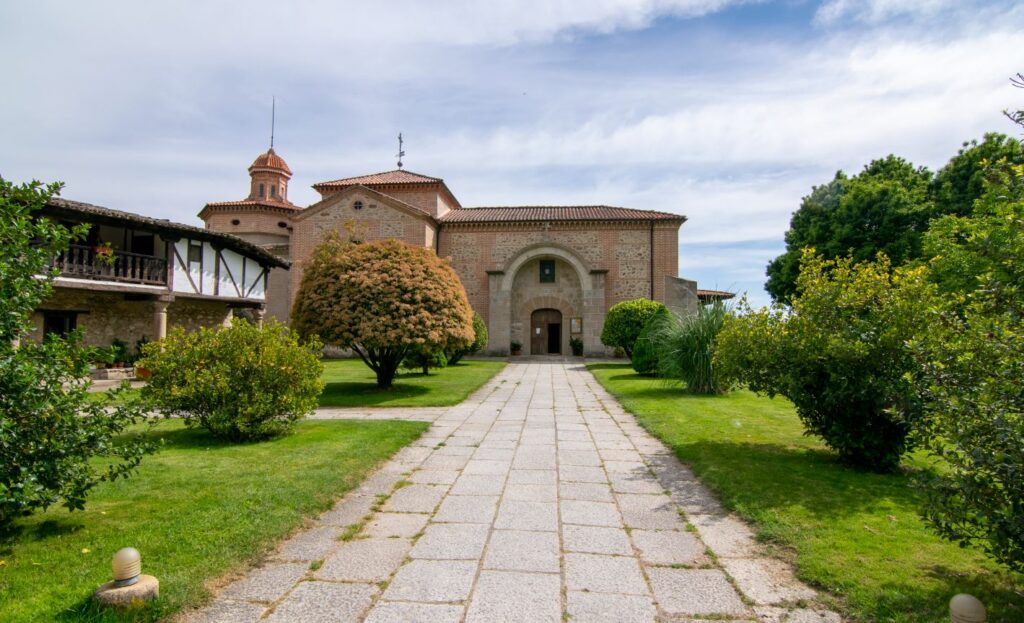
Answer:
xmin=51 ymin=244 xmax=168 ymax=286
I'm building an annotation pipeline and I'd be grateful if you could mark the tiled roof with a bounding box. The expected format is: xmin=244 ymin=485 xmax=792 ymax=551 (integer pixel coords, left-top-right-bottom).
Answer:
xmin=249 ymin=148 xmax=291 ymax=175
xmin=203 ymin=199 xmax=301 ymax=211
xmin=313 ymin=169 xmax=442 ymax=189
xmin=439 ymin=205 xmax=686 ymax=224
xmin=697 ymin=289 xmax=736 ymax=300
xmin=46 ymin=198 xmax=289 ymax=269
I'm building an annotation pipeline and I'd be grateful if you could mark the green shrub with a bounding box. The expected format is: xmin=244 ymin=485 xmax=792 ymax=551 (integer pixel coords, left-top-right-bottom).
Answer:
xmin=403 ymin=344 xmax=448 ymax=375
xmin=1 ymin=179 xmax=153 ymax=527
xmin=139 ymin=320 xmax=324 ymax=441
xmin=569 ymin=336 xmax=584 ymax=357
xmin=448 ymin=312 xmax=488 ymax=364
xmin=631 ymin=306 xmax=671 ymax=376
xmin=656 ymin=303 xmax=729 ymax=392
xmin=600 ymin=299 xmax=665 ymax=358
xmin=715 ymin=251 xmax=934 ymax=471
xmin=914 ymin=160 xmax=1024 ymax=572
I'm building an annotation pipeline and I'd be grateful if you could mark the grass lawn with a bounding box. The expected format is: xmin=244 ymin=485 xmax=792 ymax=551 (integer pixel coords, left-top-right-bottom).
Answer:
xmin=319 ymin=358 xmax=506 ymax=407
xmin=588 ymin=363 xmax=1023 ymax=623
xmin=0 ymin=418 xmax=428 ymax=623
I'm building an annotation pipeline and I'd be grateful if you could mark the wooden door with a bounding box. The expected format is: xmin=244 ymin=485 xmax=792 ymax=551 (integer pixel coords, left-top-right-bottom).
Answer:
xmin=530 ymin=309 xmax=562 ymax=355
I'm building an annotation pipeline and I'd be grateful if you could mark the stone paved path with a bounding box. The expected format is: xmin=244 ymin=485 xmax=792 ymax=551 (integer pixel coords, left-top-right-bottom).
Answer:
xmin=188 ymin=362 xmax=840 ymax=623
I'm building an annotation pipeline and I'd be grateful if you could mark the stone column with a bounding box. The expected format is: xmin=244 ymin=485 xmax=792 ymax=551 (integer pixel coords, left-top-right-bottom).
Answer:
xmin=583 ymin=270 xmax=608 ymax=357
xmin=153 ymin=300 xmax=169 ymax=341
xmin=252 ymin=306 xmax=266 ymax=328
xmin=487 ymin=271 xmax=510 ymax=356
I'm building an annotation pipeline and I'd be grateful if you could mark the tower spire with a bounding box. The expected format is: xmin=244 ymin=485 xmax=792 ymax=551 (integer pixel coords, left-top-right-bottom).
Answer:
xmin=396 ymin=132 xmax=405 ymax=169
xmin=270 ymin=96 xmax=276 ymax=150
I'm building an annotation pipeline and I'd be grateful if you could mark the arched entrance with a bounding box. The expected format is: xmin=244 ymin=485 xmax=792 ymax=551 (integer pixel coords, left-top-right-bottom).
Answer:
xmin=530 ymin=309 xmax=562 ymax=355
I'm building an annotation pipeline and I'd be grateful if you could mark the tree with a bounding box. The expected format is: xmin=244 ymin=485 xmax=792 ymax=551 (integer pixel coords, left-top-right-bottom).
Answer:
xmin=718 ymin=251 xmax=934 ymax=471
xmin=1004 ymin=72 xmax=1024 ymax=133
xmin=914 ymin=160 xmax=1024 ymax=572
xmin=0 ymin=179 xmax=153 ymax=526
xmin=447 ymin=312 xmax=488 ymax=365
xmin=600 ymin=299 xmax=665 ymax=358
xmin=138 ymin=319 xmax=324 ymax=441
xmin=765 ymin=156 xmax=933 ymax=304
xmin=292 ymin=235 xmax=474 ymax=388
xmin=931 ymin=133 xmax=1024 ymax=219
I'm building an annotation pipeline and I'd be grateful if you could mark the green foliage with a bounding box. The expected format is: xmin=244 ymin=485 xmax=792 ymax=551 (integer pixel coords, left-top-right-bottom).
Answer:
xmin=914 ymin=161 xmax=1024 ymax=572
xmin=656 ymin=303 xmax=730 ymax=393
xmin=403 ymin=343 xmax=448 ymax=375
xmin=0 ymin=179 xmax=153 ymax=527
xmin=931 ymin=133 xmax=1024 ymax=219
xmin=139 ymin=319 xmax=324 ymax=441
xmin=292 ymin=235 xmax=474 ymax=388
xmin=569 ymin=336 xmax=584 ymax=356
xmin=630 ymin=305 xmax=671 ymax=376
xmin=600 ymin=298 xmax=665 ymax=358
xmin=766 ymin=155 xmax=934 ymax=303
xmin=718 ymin=251 xmax=934 ymax=471
xmin=447 ymin=312 xmax=488 ymax=365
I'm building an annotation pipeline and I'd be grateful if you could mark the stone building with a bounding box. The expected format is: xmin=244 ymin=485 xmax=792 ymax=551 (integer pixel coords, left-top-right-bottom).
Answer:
xmin=32 ymin=198 xmax=287 ymax=351
xmin=202 ymin=148 xmax=725 ymax=356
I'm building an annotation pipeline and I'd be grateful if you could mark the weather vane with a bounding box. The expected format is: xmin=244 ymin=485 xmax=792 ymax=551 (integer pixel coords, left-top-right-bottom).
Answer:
xmin=270 ymin=96 xmax=276 ymax=150
xmin=396 ymin=132 xmax=405 ymax=169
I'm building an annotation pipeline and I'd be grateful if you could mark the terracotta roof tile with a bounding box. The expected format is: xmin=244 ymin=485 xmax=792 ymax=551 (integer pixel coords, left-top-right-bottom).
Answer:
xmin=696 ymin=289 xmax=735 ymax=300
xmin=314 ymin=169 xmax=442 ymax=189
xmin=203 ymin=199 xmax=301 ymax=211
xmin=439 ymin=205 xmax=685 ymax=224
xmin=249 ymin=148 xmax=292 ymax=175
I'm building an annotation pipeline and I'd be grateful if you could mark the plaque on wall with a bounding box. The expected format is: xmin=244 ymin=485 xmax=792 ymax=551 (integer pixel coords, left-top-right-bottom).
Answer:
xmin=570 ymin=317 xmax=582 ymax=334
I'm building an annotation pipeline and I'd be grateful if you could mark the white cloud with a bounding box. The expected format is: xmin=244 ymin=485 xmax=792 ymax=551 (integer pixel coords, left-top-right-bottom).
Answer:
xmin=815 ymin=0 xmax=954 ymax=26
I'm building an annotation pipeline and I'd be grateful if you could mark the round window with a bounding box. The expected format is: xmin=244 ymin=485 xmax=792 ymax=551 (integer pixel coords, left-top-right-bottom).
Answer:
xmin=231 ymin=219 xmax=240 ymax=226
xmin=277 ymin=221 xmax=288 ymax=228
xmin=353 ymin=201 xmax=364 ymax=210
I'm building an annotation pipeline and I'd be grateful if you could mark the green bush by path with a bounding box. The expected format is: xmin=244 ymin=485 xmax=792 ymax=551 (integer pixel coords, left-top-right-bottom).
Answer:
xmin=319 ymin=359 xmax=506 ymax=407
xmin=588 ymin=363 xmax=1023 ymax=623
xmin=600 ymin=299 xmax=665 ymax=359
xmin=0 ymin=418 xmax=427 ymax=623
xmin=630 ymin=306 xmax=669 ymax=376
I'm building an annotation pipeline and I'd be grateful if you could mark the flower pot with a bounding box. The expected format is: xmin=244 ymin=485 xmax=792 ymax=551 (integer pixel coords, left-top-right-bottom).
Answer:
xmin=135 ymin=367 xmax=152 ymax=380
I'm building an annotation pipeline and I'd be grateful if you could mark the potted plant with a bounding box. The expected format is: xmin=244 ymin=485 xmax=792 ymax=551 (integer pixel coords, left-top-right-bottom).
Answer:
xmin=510 ymin=340 xmax=522 ymax=356
xmin=110 ymin=338 xmax=129 ymax=368
xmin=94 ymin=241 xmax=116 ymax=267
xmin=570 ymin=336 xmax=584 ymax=357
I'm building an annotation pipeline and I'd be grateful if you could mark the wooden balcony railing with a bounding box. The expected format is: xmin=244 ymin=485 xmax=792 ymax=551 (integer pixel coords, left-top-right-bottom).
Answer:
xmin=51 ymin=244 xmax=168 ymax=286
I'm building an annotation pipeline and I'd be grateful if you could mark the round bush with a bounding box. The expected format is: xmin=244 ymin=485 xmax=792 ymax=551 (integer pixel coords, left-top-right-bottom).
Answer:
xmin=139 ymin=319 xmax=324 ymax=441
xmin=631 ymin=306 xmax=670 ymax=376
xmin=600 ymin=299 xmax=665 ymax=358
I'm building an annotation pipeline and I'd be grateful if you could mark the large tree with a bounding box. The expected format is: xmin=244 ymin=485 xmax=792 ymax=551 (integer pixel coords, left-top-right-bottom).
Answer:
xmin=0 ymin=179 xmax=153 ymax=526
xmin=931 ymin=133 xmax=1024 ymax=219
xmin=292 ymin=234 xmax=474 ymax=388
xmin=766 ymin=155 xmax=932 ymax=303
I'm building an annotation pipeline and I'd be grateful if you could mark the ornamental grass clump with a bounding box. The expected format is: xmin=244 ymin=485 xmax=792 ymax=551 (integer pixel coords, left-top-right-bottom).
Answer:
xmin=138 ymin=319 xmax=323 ymax=442
xmin=655 ymin=302 xmax=730 ymax=393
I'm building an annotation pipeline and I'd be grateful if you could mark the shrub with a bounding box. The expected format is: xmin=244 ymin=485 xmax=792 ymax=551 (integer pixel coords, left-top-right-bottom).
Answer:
xmin=403 ymin=344 xmax=448 ymax=375
xmin=292 ymin=235 xmax=474 ymax=388
xmin=1 ymin=179 xmax=153 ymax=527
xmin=656 ymin=303 xmax=730 ymax=392
xmin=914 ymin=160 xmax=1024 ymax=571
xmin=448 ymin=312 xmax=488 ymax=364
xmin=139 ymin=319 xmax=324 ymax=441
xmin=631 ymin=306 xmax=671 ymax=376
xmin=569 ymin=336 xmax=584 ymax=357
xmin=715 ymin=251 xmax=934 ymax=471
xmin=600 ymin=299 xmax=665 ymax=359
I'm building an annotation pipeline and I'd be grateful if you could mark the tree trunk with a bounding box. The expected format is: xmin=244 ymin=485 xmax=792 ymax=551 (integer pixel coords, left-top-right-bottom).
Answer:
xmin=376 ymin=366 xmax=395 ymax=389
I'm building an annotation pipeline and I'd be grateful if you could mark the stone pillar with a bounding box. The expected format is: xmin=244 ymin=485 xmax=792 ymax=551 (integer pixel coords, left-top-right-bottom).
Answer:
xmin=583 ymin=270 xmax=608 ymax=357
xmin=487 ymin=271 xmax=510 ymax=356
xmin=153 ymin=300 xmax=169 ymax=341
xmin=665 ymin=276 xmax=699 ymax=319
xmin=252 ymin=306 xmax=266 ymax=328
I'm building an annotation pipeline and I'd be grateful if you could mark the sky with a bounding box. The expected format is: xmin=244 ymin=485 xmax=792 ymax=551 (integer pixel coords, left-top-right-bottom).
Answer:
xmin=2 ymin=0 xmax=1022 ymax=306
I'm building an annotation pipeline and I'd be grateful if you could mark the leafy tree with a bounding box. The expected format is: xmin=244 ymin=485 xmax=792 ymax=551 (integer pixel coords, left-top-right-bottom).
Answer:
xmin=656 ymin=302 xmax=731 ymax=394
xmin=139 ymin=319 xmax=323 ymax=441
xmin=0 ymin=179 xmax=153 ymax=526
xmin=403 ymin=344 xmax=448 ymax=375
xmin=718 ymin=251 xmax=934 ymax=471
xmin=447 ymin=312 xmax=488 ymax=365
xmin=914 ymin=160 xmax=1024 ymax=572
xmin=600 ymin=299 xmax=665 ymax=358
xmin=931 ymin=133 xmax=1024 ymax=218
xmin=631 ymin=306 xmax=670 ymax=376
xmin=766 ymin=156 xmax=933 ymax=303
xmin=292 ymin=235 xmax=474 ymax=388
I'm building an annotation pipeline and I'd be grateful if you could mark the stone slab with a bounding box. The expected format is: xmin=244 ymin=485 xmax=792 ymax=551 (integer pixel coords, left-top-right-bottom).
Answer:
xmin=616 ymin=493 xmax=686 ymax=530
xmin=433 ymin=495 xmax=499 ymax=524
xmin=411 ymin=523 xmax=490 ymax=560
xmin=483 ymin=529 xmax=560 ymax=572
xmin=564 ymin=553 xmax=649 ymax=595
xmin=264 ymin=581 xmax=377 ymax=623
xmin=562 ymin=524 xmax=634 ymax=555
xmin=494 ymin=499 xmax=559 ymax=531
xmin=383 ymin=484 xmax=448 ymax=513
xmin=220 ymin=562 xmax=307 ymax=602
xmin=720 ymin=557 xmax=817 ymax=605
xmin=560 ymin=499 xmax=623 ymax=527
xmin=363 ymin=512 xmax=430 ymax=539
xmin=630 ymin=529 xmax=707 ymax=566
xmin=465 ymin=570 xmax=561 ymax=623
xmin=316 ymin=538 xmax=411 ymax=582
xmin=383 ymin=559 xmax=478 ymax=603
xmin=566 ymin=591 xmax=657 ymax=623
xmin=364 ymin=602 xmax=465 ymax=623
xmin=647 ymin=568 xmax=749 ymax=617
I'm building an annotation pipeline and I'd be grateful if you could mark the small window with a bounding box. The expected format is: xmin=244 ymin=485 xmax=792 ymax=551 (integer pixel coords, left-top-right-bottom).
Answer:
xmin=231 ymin=219 xmax=241 ymax=226
xmin=277 ymin=221 xmax=288 ymax=228
xmin=270 ymin=186 xmax=277 ymax=198
xmin=42 ymin=311 xmax=77 ymax=338
xmin=539 ymin=259 xmax=555 ymax=283
xmin=188 ymin=243 xmax=203 ymax=264
xmin=259 ymin=183 xmax=265 ymax=198
xmin=353 ymin=201 xmax=364 ymax=210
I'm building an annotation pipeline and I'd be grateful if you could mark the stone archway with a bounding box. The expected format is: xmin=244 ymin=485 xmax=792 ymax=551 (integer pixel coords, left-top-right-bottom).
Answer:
xmin=487 ymin=243 xmax=606 ymax=356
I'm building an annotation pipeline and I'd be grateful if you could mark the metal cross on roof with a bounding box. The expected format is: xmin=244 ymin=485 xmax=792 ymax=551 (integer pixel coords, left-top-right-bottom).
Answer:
xmin=396 ymin=132 xmax=405 ymax=169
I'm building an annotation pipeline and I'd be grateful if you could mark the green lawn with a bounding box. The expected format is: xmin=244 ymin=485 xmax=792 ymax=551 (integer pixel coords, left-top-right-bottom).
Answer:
xmin=588 ymin=363 xmax=1023 ymax=623
xmin=0 ymin=418 xmax=428 ymax=623
xmin=318 ymin=359 xmax=506 ymax=407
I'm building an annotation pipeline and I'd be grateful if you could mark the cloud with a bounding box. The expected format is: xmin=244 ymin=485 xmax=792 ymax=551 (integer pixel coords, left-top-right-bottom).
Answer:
xmin=815 ymin=0 xmax=954 ymax=26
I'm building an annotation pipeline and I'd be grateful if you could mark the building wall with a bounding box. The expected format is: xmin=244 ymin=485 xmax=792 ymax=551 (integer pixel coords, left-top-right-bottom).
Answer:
xmin=509 ymin=258 xmax=582 ymax=355
xmin=203 ymin=209 xmax=293 ymax=241
xmin=32 ymin=288 xmax=231 ymax=348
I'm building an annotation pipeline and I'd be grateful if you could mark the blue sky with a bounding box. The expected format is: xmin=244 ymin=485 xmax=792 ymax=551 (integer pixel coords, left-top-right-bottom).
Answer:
xmin=2 ymin=0 xmax=1022 ymax=306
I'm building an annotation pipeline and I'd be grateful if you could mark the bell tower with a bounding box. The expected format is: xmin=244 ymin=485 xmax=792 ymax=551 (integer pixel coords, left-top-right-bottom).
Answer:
xmin=247 ymin=148 xmax=293 ymax=205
